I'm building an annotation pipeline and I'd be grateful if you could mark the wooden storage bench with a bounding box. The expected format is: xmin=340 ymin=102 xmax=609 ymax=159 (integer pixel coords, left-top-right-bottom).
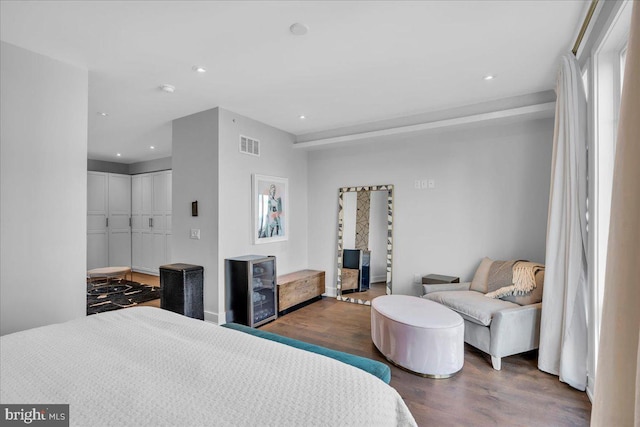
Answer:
xmin=277 ymin=270 xmax=325 ymax=314
xmin=341 ymin=268 xmax=359 ymax=292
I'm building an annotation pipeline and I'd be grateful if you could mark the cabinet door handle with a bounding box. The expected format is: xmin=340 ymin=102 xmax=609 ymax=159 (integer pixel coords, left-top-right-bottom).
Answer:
xmin=129 ymin=217 xmax=132 ymax=227
xmin=148 ymin=218 xmax=152 ymax=228
xmin=106 ymin=217 xmax=109 ymax=227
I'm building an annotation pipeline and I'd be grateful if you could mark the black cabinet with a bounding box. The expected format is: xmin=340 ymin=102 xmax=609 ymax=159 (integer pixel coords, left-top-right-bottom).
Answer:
xmin=360 ymin=251 xmax=370 ymax=291
xmin=225 ymin=255 xmax=277 ymax=327
xmin=160 ymin=263 xmax=204 ymax=320
xmin=342 ymin=249 xmax=370 ymax=292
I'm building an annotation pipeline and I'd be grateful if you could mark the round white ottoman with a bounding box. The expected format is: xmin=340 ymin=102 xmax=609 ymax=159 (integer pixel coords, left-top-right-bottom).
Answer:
xmin=371 ymin=295 xmax=464 ymax=378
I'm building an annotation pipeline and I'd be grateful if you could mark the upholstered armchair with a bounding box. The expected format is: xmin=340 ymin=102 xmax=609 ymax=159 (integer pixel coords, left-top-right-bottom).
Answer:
xmin=422 ymin=258 xmax=544 ymax=370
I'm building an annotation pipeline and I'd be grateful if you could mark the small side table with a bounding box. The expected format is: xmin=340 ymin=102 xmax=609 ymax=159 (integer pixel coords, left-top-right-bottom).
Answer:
xmin=422 ymin=274 xmax=460 ymax=285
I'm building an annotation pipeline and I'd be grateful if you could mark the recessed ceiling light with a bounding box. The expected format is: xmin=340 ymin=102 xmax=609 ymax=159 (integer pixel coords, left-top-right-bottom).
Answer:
xmin=289 ymin=23 xmax=309 ymax=36
xmin=150 ymin=146 xmax=155 ymax=150
xmin=97 ymin=112 xmax=109 ymax=117
xmin=483 ymin=75 xmax=495 ymax=81
xmin=116 ymin=153 xmax=122 ymax=157
xmin=299 ymin=115 xmax=306 ymax=119
xmin=160 ymin=84 xmax=176 ymax=93
xmin=192 ymin=66 xmax=207 ymax=73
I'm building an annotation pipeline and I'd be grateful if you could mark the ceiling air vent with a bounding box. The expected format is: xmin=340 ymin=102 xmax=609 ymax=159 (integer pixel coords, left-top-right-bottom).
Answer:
xmin=239 ymin=135 xmax=260 ymax=157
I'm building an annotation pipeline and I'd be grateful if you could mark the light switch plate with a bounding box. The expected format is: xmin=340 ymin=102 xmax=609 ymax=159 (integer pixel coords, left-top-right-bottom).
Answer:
xmin=190 ymin=229 xmax=201 ymax=240
xmin=428 ymin=179 xmax=436 ymax=189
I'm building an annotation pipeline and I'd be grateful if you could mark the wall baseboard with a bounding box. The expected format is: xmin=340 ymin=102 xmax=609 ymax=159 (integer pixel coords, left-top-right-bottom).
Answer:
xmin=204 ymin=310 xmax=222 ymax=325
xmin=324 ymin=287 xmax=337 ymax=298
xmin=586 ymin=374 xmax=595 ymax=403
xmin=132 ymin=267 xmax=159 ymax=276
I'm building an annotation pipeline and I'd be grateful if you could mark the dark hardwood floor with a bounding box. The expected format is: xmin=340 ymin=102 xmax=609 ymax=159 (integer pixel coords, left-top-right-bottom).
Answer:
xmin=344 ymin=281 xmax=387 ymax=301
xmin=261 ymin=297 xmax=591 ymax=427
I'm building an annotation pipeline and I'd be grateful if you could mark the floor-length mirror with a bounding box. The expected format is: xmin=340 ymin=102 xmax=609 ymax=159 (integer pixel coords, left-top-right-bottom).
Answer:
xmin=336 ymin=185 xmax=393 ymax=305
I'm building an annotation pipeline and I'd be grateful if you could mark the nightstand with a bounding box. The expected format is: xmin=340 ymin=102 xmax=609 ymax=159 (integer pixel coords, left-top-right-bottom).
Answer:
xmin=422 ymin=274 xmax=460 ymax=284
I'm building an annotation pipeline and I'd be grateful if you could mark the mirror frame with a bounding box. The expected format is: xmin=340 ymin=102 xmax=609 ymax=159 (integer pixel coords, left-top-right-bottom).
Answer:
xmin=336 ymin=185 xmax=393 ymax=305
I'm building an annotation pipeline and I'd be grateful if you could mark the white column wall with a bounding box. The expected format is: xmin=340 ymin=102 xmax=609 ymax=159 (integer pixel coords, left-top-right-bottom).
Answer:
xmin=1 ymin=42 xmax=88 ymax=335
xmin=217 ymin=108 xmax=309 ymax=319
xmin=171 ymin=108 xmax=220 ymax=322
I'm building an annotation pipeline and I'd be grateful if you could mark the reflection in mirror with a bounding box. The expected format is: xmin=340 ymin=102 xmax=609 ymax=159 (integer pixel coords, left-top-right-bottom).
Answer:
xmin=336 ymin=185 xmax=393 ymax=305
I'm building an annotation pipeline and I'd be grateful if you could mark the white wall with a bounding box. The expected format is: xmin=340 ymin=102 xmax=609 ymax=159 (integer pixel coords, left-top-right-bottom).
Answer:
xmin=128 ymin=157 xmax=172 ymax=175
xmin=0 ymin=42 xmax=88 ymax=335
xmin=171 ymin=108 xmax=219 ymax=322
xmin=308 ymin=118 xmax=553 ymax=297
xmin=87 ymin=159 xmax=130 ymax=175
xmin=87 ymin=157 xmax=172 ymax=175
xmin=217 ymin=108 xmax=309 ymax=318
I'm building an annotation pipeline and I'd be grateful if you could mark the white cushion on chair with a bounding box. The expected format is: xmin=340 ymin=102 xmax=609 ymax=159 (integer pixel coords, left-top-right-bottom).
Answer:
xmin=424 ymin=291 xmax=519 ymax=326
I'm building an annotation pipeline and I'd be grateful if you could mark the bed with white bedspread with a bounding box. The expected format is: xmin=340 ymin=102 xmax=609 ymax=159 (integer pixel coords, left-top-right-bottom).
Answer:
xmin=0 ymin=307 xmax=416 ymax=426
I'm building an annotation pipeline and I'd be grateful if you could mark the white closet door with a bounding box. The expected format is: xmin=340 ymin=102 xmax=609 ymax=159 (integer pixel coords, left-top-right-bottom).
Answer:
xmin=88 ymin=170 xmax=172 ymax=276
xmin=141 ymin=174 xmax=153 ymax=213
xmin=152 ymin=233 xmax=166 ymax=272
xmin=131 ymin=231 xmax=142 ymax=272
xmin=87 ymin=172 xmax=108 ymax=270
xmin=108 ymin=173 xmax=131 ymax=268
xmin=153 ymin=172 xmax=168 ymax=212
xmin=131 ymin=175 xmax=143 ymax=272
xmin=130 ymin=170 xmax=172 ymax=275
xmin=131 ymin=175 xmax=142 ymax=225
xmin=165 ymin=171 xmax=172 ymax=264
xmin=141 ymin=233 xmax=155 ymax=272
xmin=141 ymin=174 xmax=155 ymax=271
xmin=150 ymin=172 xmax=167 ymax=271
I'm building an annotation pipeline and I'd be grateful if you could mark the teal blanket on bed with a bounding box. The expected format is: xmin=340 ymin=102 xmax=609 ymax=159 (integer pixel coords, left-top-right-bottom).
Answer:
xmin=222 ymin=322 xmax=391 ymax=384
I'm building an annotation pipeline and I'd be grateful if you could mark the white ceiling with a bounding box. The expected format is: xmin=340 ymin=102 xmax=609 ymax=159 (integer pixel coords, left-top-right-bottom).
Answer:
xmin=0 ymin=1 xmax=587 ymax=163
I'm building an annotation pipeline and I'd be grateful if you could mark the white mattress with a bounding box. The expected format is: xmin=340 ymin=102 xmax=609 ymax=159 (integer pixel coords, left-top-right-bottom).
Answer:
xmin=0 ymin=307 xmax=416 ymax=426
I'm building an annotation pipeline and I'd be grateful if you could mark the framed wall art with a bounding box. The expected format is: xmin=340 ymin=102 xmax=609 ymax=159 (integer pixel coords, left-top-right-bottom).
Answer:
xmin=253 ymin=174 xmax=288 ymax=244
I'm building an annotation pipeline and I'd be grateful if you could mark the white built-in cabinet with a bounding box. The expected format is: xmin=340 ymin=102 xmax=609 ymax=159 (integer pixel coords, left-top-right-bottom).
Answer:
xmin=87 ymin=172 xmax=132 ymax=270
xmin=131 ymin=170 xmax=172 ymax=275
xmin=87 ymin=170 xmax=171 ymax=275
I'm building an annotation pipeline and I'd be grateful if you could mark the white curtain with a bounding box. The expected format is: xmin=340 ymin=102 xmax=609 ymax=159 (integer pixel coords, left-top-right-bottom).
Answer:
xmin=538 ymin=53 xmax=588 ymax=391
xmin=591 ymin=2 xmax=640 ymax=425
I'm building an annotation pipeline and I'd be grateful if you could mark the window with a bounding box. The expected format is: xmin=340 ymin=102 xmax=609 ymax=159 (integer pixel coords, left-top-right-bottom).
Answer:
xmin=620 ymin=46 xmax=627 ymax=95
xmin=584 ymin=0 xmax=632 ymax=397
xmin=582 ymin=64 xmax=590 ymax=101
